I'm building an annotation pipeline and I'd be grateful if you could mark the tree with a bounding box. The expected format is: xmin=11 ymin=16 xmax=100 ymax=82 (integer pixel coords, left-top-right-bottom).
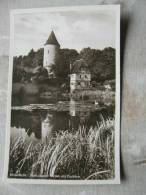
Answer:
xmin=79 ymin=47 xmax=115 ymax=82
xmin=12 ymin=46 xmax=115 ymax=85
xmin=32 ymin=48 xmax=43 ymax=67
xmin=12 ymin=67 xmax=26 ymax=82
xmin=51 ymin=48 xmax=79 ymax=84
xmin=20 ymin=49 xmax=35 ymax=67
xmin=32 ymin=66 xmax=48 ymax=82
xmin=13 ymin=56 xmax=23 ymax=68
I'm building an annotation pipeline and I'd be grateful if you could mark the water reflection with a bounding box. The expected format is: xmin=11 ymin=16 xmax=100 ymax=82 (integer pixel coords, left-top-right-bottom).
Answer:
xmin=12 ymin=94 xmax=57 ymax=106
xmin=69 ymin=99 xmax=91 ymax=130
xmin=41 ymin=113 xmax=53 ymax=139
xmin=11 ymin=99 xmax=114 ymax=141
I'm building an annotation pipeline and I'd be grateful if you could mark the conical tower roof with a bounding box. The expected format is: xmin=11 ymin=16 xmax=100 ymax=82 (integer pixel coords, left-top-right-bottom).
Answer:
xmin=45 ymin=30 xmax=60 ymax=47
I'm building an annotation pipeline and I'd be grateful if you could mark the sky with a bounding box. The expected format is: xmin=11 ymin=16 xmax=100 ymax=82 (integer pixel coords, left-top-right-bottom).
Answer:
xmin=13 ymin=9 xmax=116 ymax=56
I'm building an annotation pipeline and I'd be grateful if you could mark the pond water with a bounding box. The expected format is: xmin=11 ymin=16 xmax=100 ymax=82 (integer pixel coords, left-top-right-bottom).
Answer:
xmin=11 ymin=97 xmax=114 ymax=142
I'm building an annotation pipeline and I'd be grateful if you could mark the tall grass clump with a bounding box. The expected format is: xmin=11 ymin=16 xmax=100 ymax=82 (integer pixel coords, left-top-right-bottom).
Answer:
xmin=9 ymin=117 xmax=115 ymax=180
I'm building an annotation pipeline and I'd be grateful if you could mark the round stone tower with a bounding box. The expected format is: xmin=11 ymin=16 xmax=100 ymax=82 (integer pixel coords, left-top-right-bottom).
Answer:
xmin=43 ymin=30 xmax=60 ymax=76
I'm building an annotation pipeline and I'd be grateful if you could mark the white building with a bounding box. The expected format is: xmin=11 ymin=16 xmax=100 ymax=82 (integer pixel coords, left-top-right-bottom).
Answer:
xmin=70 ymin=59 xmax=91 ymax=92
xmin=43 ymin=31 xmax=60 ymax=76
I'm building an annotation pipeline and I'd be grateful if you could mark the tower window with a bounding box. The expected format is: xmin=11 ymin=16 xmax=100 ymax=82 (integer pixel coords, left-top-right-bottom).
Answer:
xmin=48 ymin=50 xmax=50 ymax=54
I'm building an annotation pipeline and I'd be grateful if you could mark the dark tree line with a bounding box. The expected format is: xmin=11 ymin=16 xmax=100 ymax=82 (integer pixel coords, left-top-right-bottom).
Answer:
xmin=51 ymin=49 xmax=79 ymax=85
xmin=13 ymin=47 xmax=115 ymax=84
xmin=13 ymin=48 xmax=43 ymax=68
xmin=80 ymin=47 xmax=115 ymax=82
xmin=13 ymin=48 xmax=44 ymax=82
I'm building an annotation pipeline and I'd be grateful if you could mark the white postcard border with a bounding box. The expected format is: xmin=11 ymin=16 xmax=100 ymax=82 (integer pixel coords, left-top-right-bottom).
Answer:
xmin=3 ymin=4 xmax=120 ymax=185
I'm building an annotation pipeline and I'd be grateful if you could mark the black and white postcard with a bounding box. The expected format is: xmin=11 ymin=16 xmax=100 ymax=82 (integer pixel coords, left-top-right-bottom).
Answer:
xmin=4 ymin=5 xmax=120 ymax=184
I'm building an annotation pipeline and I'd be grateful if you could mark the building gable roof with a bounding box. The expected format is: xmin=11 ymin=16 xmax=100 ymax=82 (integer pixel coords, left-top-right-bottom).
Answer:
xmin=71 ymin=59 xmax=90 ymax=74
xmin=45 ymin=31 xmax=60 ymax=47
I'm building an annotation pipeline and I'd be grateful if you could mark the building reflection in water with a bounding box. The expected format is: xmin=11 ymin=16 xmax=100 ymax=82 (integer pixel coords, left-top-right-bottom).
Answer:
xmin=11 ymin=100 xmax=111 ymax=141
xmin=69 ymin=99 xmax=91 ymax=131
xmin=41 ymin=113 xmax=53 ymax=140
xmin=11 ymin=100 xmax=91 ymax=140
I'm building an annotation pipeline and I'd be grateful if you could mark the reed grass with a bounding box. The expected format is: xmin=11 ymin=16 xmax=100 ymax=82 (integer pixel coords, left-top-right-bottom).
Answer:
xmin=9 ymin=117 xmax=115 ymax=180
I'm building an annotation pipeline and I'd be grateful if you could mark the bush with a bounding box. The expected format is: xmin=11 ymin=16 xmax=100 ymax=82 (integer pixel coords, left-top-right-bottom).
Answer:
xmin=9 ymin=117 xmax=115 ymax=180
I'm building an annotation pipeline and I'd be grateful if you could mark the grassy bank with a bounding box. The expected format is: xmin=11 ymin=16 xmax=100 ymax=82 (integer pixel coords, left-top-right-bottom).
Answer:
xmin=71 ymin=89 xmax=115 ymax=106
xmin=9 ymin=117 xmax=115 ymax=180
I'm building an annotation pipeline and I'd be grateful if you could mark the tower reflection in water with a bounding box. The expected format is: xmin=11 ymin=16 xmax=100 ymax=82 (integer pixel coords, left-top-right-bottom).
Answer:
xmin=11 ymin=100 xmax=106 ymax=142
